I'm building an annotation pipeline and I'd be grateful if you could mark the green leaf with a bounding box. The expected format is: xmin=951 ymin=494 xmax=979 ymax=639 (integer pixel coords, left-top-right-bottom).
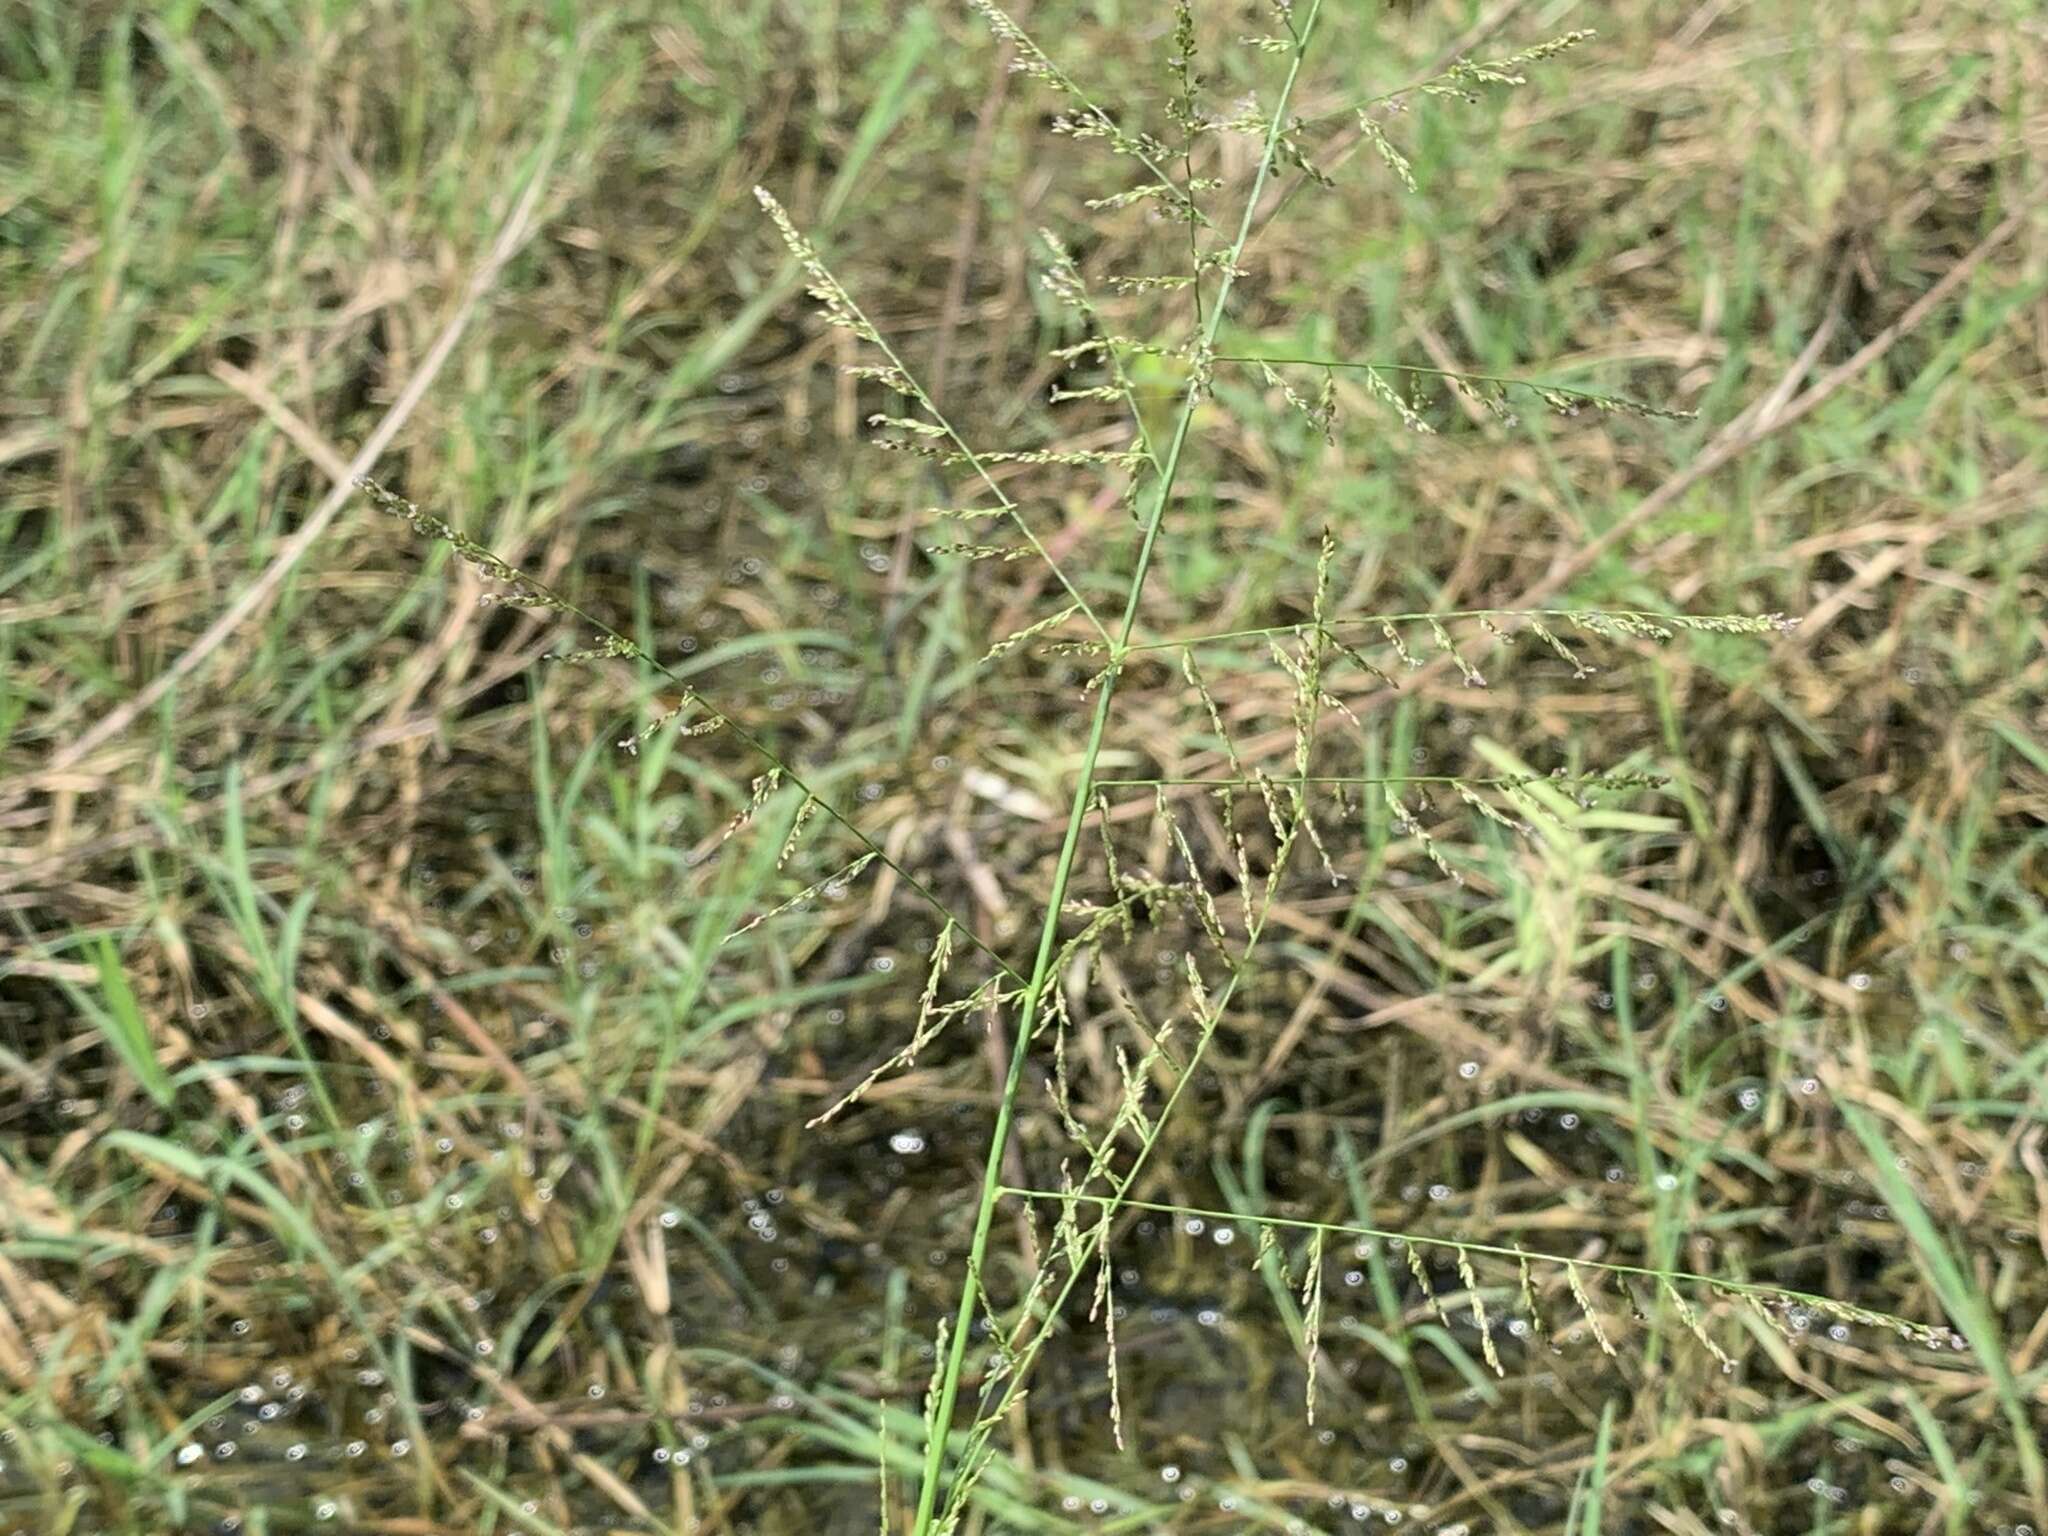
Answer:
xmin=90 ymin=938 xmax=173 ymax=1109
xmin=1580 ymin=1396 xmax=1616 ymax=1536
xmin=1839 ymin=1101 xmax=2048 ymax=1512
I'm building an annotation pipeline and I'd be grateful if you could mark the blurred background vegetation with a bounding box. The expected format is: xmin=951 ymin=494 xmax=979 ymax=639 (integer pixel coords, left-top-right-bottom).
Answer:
xmin=1 ymin=1 xmax=2044 ymax=1532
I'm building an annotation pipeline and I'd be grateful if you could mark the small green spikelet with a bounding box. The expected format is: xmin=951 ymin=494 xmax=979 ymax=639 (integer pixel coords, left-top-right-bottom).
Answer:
xmin=358 ymin=476 xmax=566 ymax=612
xmin=1300 ymin=1229 xmax=1326 ymax=1424
xmin=1459 ymin=1249 xmax=1504 ymax=1377
xmin=984 ymin=602 xmax=1081 ymax=663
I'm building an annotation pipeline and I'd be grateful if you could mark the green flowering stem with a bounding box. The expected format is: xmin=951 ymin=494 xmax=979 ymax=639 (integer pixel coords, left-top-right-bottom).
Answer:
xmin=908 ymin=6 xmax=1325 ymax=1529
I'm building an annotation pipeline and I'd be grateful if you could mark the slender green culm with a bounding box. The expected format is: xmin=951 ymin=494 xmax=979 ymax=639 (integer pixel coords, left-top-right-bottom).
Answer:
xmin=906 ymin=8 xmax=1328 ymax=1527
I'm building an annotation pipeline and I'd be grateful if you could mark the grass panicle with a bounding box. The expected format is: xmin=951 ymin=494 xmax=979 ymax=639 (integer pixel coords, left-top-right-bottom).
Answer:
xmin=10 ymin=4 xmax=2039 ymax=1532
xmin=344 ymin=9 xmax=1984 ymax=1535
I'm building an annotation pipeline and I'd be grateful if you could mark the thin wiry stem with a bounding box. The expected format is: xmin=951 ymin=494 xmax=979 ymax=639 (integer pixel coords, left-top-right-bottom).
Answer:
xmin=991 ymin=1189 xmax=1941 ymax=1331
xmin=933 ymin=753 xmax=1319 ymax=1518
xmin=354 ymin=479 xmax=1023 ymax=987
xmin=847 ymin=317 xmax=1113 ymax=648
xmin=1038 ymin=231 xmax=1167 ymax=483
xmin=908 ymin=9 xmax=1325 ymax=1530
xmin=1096 ymin=772 xmax=1645 ymax=789
xmin=931 ymin=716 xmax=1839 ymax=1501
xmin=1170 ymin=1 xmax=1206 ymax=332
xmin=1293 ymin=28 xmax=1599 ymax=130
xmin=1126 ymin=607 xmax=1789 ymax=654
xmin=968 ymin=0 xmax=1209 ymax=229
xmin=1212 ymin=354 xmax=1697 ymax=419
xmin=958 ymin=806 xmax=1907 ymax=1490
xmin=1247 ymin=31 xmax=1598 ymax=256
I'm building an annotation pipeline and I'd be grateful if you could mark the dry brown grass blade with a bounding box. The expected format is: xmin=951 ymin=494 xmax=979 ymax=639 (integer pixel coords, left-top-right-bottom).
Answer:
xmin=406 ymin=1327 xmax=659 ymax=1527
xmin=34 ymin=90 xmax=574 ymax=784
xmin=209 ymin=359 xmax=353 ymax=482
xmin=1521 ymin=195 xmax=2036 ymax=606
xmin=1195 ymin=194 xmax=2040 ymax=796
xmin=0 ymin=635 xmax=554 ymax=904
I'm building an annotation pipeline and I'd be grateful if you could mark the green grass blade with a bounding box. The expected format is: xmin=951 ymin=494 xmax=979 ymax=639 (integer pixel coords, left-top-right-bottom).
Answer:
xmin=1839 ymin=1100 xmax=2048 ymax=1514
xmin=1581 ymin=1396 xmax=1616 ymax=1536
xmin=87 ymin=937 xmax=174 ymax=1108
